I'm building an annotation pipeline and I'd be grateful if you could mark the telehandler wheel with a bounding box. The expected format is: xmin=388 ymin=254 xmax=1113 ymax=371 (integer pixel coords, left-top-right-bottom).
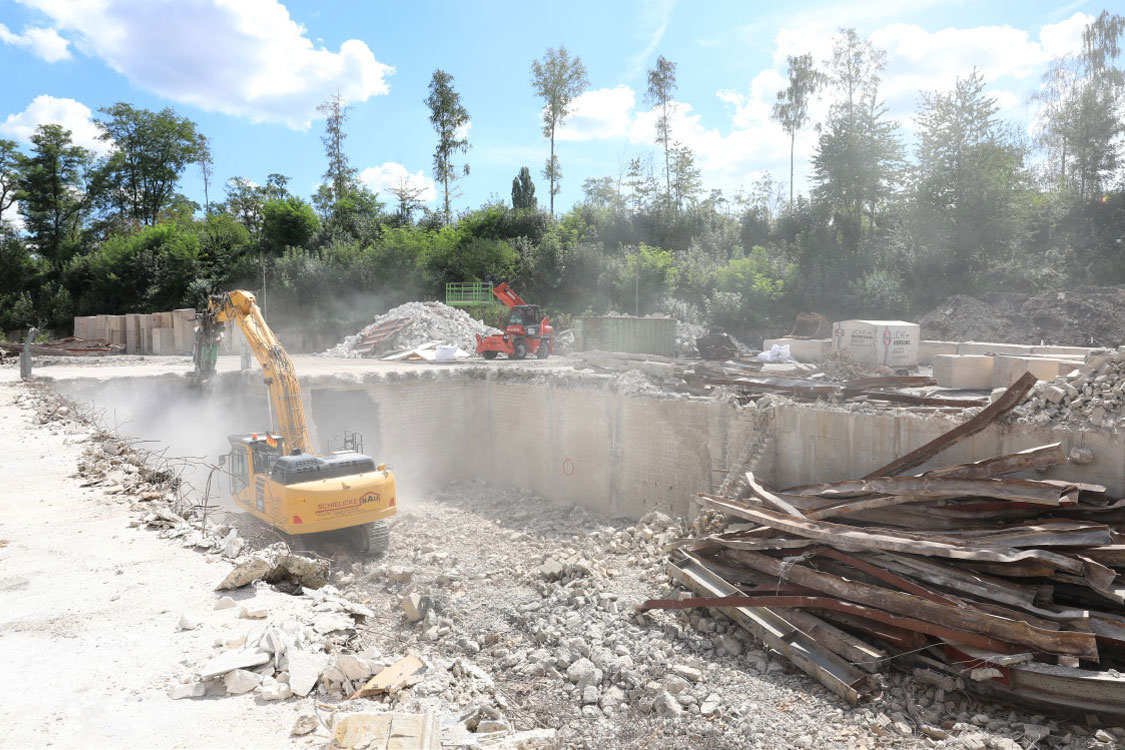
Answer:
xmin=482 ymin=350 xmax=498 ymax=360
xmin=537 ymin=339 xmax=550 ymax=359
xmin=512 ymin=339 xmax=528 ymax=360
xmin=357 ymin=520 xmax=390 ymax=556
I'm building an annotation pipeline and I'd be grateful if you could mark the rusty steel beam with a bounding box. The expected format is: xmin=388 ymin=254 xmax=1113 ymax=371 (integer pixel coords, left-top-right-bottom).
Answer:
xmin=787 ymin=476 xmax=1078 ymax=506
xmin=698 ymin=497 xmax=1089 ymax=575
xmin=637 ymin=594 xmax=1021 ymax=654
xmin=667 ymin=553 xmax=875 ymax=704
xmin=842 ymin=375 xmax=936 ymax=391
xmin=727 ymin=550 xmax=1100 ymax=660
xmin=864 ymin=371 xmax=1038 ymax=478
xmin=922 ymin=443 xmax=1068 ymax=480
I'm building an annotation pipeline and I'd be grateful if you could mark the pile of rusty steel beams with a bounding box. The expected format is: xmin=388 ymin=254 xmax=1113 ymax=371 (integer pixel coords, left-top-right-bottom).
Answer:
xmin=347 ymin=317 xmax=413 ymax=356
xmin=0 ymin=336 xmax=124 ymax=356
xmin=641 ymin=373 xmax=1125 ymax=717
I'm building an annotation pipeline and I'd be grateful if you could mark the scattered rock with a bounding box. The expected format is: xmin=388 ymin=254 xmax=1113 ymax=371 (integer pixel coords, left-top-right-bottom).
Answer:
xmin=223 ymin=669 xmax=263 ymax=695
xmin=291 ymin=715 xmax=319 ymax=736
xmin=214 ymin=596 xmax=237 ymax=610
xmin=176 ymin=613 xmax=200 ymax=631
xmin=168 ymin=681 xmax=206 ymax=700
xmin=286 ymin=650 xmax=327 ymax=697
xmin=401 ymin=593 xmax=427 ymax=623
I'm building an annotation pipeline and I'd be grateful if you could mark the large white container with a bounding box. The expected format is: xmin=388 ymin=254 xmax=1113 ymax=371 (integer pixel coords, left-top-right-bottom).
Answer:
xmin=832 ymin=320 xmax=920 ymax=368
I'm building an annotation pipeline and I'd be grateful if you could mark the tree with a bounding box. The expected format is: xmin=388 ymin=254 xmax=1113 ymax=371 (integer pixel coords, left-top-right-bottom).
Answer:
xmin=811 ymin=28 xmax=899 ymax=243
xmin=625 ymin=154 xmax=658 ymax=213
xmin=512 ymin=166 xmax=537 ymax=210
xmin=914 ymin=70 xmax=1029 ymax=286
xmin=425 ymin=70 xmax=471 ymax=224
xmin=261 ymin=196 xmax=319 ymax=255
xmin=317 ymin=91 xmax=358 ymax=205
xmin=772 ymin=53 xmax=826 ymax=207
xmin=1031 ymin=12 xmax=1124 ymax=200
xmin=0 ymin=139 xmax=20 ymax=225
xmin=223 ymin=174 xmax=291 ymax=240
xmin=530 ymin=45 xmax=589 ymax=216
xmin=389 ymin=178 xmax=427 ymax=224
xmin=96 ymin=103 xmax=201 ymax=226
xmin=197 ymin=134 xmax=214 ymax=215
xmin=17 ymin=124 xmax=93 ymax=273
xmin=669 ymin=142 xmax=701 ymax=209
xmin=646 ymin=55 xmax=677 ymax=205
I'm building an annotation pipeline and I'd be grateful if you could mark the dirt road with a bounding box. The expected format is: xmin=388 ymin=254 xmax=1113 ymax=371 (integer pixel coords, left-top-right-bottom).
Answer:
xmin=0 ymin=382 xmax=315 ymax=749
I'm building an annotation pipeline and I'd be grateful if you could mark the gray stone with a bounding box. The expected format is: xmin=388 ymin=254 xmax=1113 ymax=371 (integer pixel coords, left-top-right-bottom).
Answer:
xmin=476 ymin=719 xmax=511 ymax=733
xmin=539 ymin=557 xmax=565 ymax=580
xmin=214 ymin=596 xmax=237 ymax=610
xmin=671 ymin=664 xmax=702 ymax=683
xmin=1044 ymin=385 xmax=1066 ymax=404
xmin=700 ymin=694 xmax=721 ymax=716
xmin=654 ymin=691 xmax=683 ymax=717
xmin=401 ymin=593 xmax=426 ymax=623
xmin=566 ymin=657 xmax=597 ymax=685
xmin=337 ymin=654 xmax=374 ymax=681
xmin=582 ymin=685 xmax=599 ymax=705
xmin=662 ymin=675 xmax=690 ymax=695
xmin=176 ymin=613 xmax=200 ymax=631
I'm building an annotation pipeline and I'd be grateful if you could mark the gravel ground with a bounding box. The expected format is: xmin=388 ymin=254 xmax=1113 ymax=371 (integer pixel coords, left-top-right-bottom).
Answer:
xmin=325 ymin=481 xmax=1112 ymax=750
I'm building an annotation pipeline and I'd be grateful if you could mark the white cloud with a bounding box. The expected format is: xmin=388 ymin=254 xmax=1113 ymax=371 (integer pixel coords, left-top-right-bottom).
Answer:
xmin=622 ymin=0 xmax=676 ymax=80
xmin=556 ymin=86 xmax=637 ymax=141
xmin=359 ymin=162 xmax=437 ymax=203
xmin=17 ymin=0 xmax=393 ymax=128
xmin=0 ymin=95 xmax=110 ymax=155
xmin=0 ymin=23 xmax=71 ymax=62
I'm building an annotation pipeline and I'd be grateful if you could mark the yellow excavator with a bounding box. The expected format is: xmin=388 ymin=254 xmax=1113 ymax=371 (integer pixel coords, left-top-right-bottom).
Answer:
xmin=193 ymin=290 xmax=395 ymax=554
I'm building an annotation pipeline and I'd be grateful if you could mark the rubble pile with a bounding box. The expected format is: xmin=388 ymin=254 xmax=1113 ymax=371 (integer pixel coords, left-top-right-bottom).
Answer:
xmin=649 ymin=373 xmax=1125 ymax=735
xmin=921 ymin=286 xmax=1125 ymax=348
xmin=323 ymin=301 xmax=498 ymax=358
xmin=1015 ymin=347 xmax=1125 ymax=430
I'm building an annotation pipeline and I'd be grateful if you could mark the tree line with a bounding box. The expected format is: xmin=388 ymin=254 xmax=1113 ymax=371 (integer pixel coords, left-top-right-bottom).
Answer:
xmin=1 ymin=14 xmax=1123 ymax=345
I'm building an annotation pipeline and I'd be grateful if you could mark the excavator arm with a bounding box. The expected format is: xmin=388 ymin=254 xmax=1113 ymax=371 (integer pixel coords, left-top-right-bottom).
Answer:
xmin=193 ymin=290 xmax=311 ymax=455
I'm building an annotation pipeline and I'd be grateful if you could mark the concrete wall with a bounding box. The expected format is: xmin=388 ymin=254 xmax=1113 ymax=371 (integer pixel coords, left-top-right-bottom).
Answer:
xmin=62 ymin=370 xmax=1125 ymax=523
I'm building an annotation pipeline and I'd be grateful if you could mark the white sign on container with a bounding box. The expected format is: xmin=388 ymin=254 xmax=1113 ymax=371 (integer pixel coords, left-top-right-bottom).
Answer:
xmin=832 ymin=320 xmax=920 ymax=368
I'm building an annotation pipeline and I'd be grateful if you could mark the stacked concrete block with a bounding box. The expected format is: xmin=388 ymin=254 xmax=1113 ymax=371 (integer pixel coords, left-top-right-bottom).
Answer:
xmin=933 ymin=354 xmax=995 ymax=389
xmin=992 ymin=355 xmax=1083 ymax=388
xmin=139 ymin=314 xmax=152 ymax=354
xmin=762 ymin=337 xmax=832 ymax=363
xmin=124 ymin=314 xmax=139 ymax=354
xmin=918 ymin=341 xmax=958 ymax=365
xmin=957 ymin=341 xmax=1034 ymax=357
xmin=1033 ymin=345 xmax=1096 ymax=358
xmin=106 ymin=315 xmax=127 ymax=348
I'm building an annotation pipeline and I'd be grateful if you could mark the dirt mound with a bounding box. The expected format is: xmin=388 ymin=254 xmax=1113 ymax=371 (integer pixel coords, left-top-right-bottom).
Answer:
xmin=920 ymin=286 xmax=1125 ymax=347
xmin=918 ymin=294 xmax=1032 ymax=344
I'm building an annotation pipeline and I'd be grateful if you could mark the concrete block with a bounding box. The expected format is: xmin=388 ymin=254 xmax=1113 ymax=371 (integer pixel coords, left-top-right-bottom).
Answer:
xmin=762 ymin=337 xmax=832 ymax=363
xmin=933 ymin=354 xmax=994 ymax=390
xmin=832 ymin=320 xmax=919 ymax=367
xmin=93 ymin=314 xmax=108 ymax=341
xmin=139 ymin=315 xmax=153 ymax=354
xmin=957 ymin=341 xmax=1034 ymax=357
xmin=918 ymin=340 xmax=958 ymax=365
xmin=991 ymin=355 xmax=1082 ymax=388
xmin=153 ymin=328 xmax=175 ymax=355
xmin=1033 ymin=345 xmax=1095 ymax=358
xmin=107 ymin=315 xmax=127 ymax=348
xmin=124 ymin=314 xmax=139 ymax=354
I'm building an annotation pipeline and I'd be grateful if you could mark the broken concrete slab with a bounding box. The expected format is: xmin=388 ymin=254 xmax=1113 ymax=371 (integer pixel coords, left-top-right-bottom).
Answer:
xmin=330 ymin=711 xmax=440 ymax=750
xmin=199 ymin=649 xmax=271 ymax=680
xmin=223 ymin=668 xmax=263 ymax=695
xmin=353 ymin=654 xmax=426 ymax=699
xmin=167 ymin=681 xmax=207 ymax=700
xmin=217 ymin=543 xmax=330 ymax=591
xmin=933 ymin=354 xmax=994 ymax=390
xmin=286 ymin=649 xmax=327 ymax=697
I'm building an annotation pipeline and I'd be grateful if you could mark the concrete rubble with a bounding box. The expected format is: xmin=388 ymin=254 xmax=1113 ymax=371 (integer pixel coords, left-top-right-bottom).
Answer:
xmin=322 ymin=300 xmax=499 ymax=358
xmin=17 ymin=364 xmax=1125 ymax=749
xmin=1016 ymin=346 xmax=1125 ymax=429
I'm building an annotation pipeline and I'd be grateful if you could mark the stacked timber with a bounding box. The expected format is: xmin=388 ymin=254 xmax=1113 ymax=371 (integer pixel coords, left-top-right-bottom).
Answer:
xmin=643 ymin=372 xmax=1125 ymax=717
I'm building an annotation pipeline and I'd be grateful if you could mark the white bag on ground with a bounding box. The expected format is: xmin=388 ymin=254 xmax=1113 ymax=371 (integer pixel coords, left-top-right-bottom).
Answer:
xmin=757 ymin=344 xmax=794 ymax=363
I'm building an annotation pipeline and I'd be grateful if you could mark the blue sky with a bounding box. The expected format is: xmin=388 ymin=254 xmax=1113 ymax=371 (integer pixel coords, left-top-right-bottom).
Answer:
xmin=0 ymin=0 xmax=1102 ymax=218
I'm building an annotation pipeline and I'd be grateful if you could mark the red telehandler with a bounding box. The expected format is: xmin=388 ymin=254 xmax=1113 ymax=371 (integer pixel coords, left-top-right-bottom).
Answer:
xmin=474 ymin=283 xmax=554 ymax=360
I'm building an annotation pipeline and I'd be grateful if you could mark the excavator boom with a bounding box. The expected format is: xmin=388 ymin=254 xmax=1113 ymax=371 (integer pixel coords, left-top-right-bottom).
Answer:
xmin=194 ymin=290 xmax=311 ymax=454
